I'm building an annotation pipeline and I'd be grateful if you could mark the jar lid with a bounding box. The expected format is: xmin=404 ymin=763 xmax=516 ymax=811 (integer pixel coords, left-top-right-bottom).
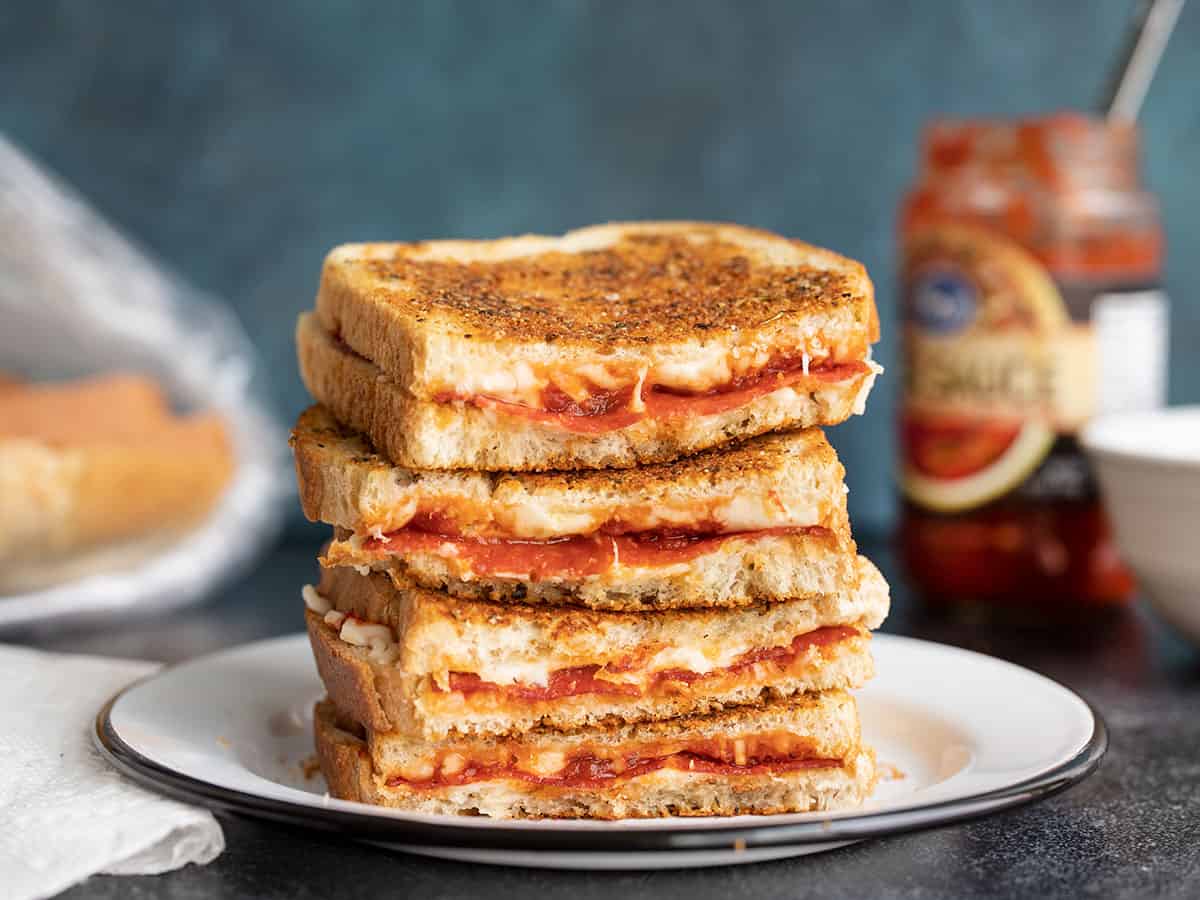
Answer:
xmin=922 ymin=112 xmax=1140 ymax=191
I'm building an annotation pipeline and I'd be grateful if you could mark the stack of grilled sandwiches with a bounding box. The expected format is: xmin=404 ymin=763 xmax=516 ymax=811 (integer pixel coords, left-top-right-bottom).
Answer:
xmin=291 ymin=221 xmax=888 ymax=819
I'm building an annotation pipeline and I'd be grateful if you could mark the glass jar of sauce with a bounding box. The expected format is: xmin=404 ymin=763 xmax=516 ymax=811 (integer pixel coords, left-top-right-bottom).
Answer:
xmin=897 ymin=113 xmax=1167 ymax=614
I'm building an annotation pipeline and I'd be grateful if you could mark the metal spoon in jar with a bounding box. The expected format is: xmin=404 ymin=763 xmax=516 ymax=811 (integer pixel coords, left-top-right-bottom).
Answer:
xmin=1101 ymin=0 xmax=1186 ymax=122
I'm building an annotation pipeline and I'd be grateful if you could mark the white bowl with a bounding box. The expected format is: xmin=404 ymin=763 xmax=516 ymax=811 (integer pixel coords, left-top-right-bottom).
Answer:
xmin=1082 ymin=407 xmax=1200 ymax=645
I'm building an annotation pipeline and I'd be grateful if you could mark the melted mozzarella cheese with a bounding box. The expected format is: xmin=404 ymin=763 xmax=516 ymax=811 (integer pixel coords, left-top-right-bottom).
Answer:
xmin=528 ymin=750 xmax=567 ymax=776
xmin=573 ymin=362 xmax=637 ymax=391
xmin=457 ymin=630 xmax=799 ymax=688
xmin=851 ymin=359 xmax=883 ymax=415
xmin=302 ymin=584 xmax=332 ymax=615
xmin=435 ymin=358 xmax=548 ymax=406
xmin=501 ymin=502 xmax=602 ymax=540
xmin=431 ymin=330 xmax=850 ymax=405
xmin=340 ymin=618 xmax=394 ymax=648
xmin=651 ymin=345 xmax=733 ymax=392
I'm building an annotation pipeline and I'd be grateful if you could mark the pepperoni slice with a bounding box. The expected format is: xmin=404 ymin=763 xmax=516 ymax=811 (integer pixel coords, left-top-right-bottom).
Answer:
xmin=366 ymin=525 xmax=830 ymax=579
xmin=440 ymin=625 xmax=859 ymax=703
xmin=387 ymin=751 xmax=843 ymax=789
xmin=437 ymin=359 xmax=871 ymax=434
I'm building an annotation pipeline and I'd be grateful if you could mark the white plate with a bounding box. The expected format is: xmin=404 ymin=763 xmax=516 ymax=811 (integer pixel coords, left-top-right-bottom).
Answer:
xmin=95 ymin=633 xmax=1105 ymax=870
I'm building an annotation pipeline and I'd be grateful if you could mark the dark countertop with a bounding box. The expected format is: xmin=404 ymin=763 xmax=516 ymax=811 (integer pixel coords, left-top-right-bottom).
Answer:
xmin=29 ymin=536 xmax=1200 ymax=900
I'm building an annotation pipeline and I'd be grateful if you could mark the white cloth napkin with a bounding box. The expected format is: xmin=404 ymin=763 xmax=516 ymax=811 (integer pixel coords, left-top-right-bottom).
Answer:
xmin=0 ymin=644 xmax=225 ymax=900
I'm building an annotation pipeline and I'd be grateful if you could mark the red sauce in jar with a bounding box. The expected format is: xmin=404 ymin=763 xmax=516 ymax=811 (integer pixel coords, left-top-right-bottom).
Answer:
xmin=898 ymin=114 xmax=1165 ymax=612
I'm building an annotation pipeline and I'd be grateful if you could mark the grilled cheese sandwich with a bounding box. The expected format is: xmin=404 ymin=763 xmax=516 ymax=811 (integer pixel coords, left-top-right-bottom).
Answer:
xmin=294 ymin=404 xmax=859 ymax=609
xmin=298 ymin=222 xmax=881 ymax=471
xmin=315 ymin=691 xmax=876 ymax=819
xmin=305 ymin=561 xmax=887 ymax=738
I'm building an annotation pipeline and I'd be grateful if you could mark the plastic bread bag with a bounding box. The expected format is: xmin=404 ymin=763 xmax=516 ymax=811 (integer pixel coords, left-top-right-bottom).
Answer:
xmin=0 ymin=135 xmax=291 ymax=631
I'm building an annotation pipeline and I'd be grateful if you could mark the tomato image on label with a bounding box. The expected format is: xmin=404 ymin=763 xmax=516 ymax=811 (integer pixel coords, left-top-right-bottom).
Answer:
xmin=901 ymin=412 xmax=1054 ymax=512
xmin=903 ymin=415 xmax=1022 ymax=480
xmin=900 ymin=225 xmax=1078 ymax=512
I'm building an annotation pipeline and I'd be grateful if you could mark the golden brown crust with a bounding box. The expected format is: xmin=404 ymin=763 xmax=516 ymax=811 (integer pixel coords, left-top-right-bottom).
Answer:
xmin=313 ymin=699 xmax=380 ymax=802
xmin=308 ymin=609 xmax=402 ymax=733
xmin=318 ymin=223 xmax=877 ymax=349
xmin=291 ymin=406 xmax=391 ymax=535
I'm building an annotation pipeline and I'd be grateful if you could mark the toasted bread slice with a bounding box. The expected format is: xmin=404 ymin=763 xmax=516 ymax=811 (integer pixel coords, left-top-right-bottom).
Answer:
xmin=299 ymin=222 xmax=880 ymax=470
xmin=324 ymin=524 xmax=857 ymax=611
xmin=314 ymin=693 xmax=876 ymax=818
xmin=298 ymin=315 xmax=878 ymax=473
xmin=293 ymin=404 xmax=848 ymax=540
xmin=304 ymin=559 xmax=887 ymax=738
xmin=316 ymin=223 xmax=880 ymax=383
xmin=300 ymin=407 xmax=862 ymax=610
xmin=0 ymin=375 xmax=234 ymax=578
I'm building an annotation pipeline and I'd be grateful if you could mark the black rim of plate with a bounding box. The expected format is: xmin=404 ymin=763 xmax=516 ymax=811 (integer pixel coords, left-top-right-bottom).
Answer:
xmin=94 ymin=674 xmax=1108 ymax=854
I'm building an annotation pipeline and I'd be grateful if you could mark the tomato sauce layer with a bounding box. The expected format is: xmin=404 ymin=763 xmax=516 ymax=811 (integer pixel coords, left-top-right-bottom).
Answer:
xmin=435 ymin=358 xmax=871 ymax=434
xmin=441 ymin=625 xmax=859 ymax=702
xmin=366 ymin=525 xmax=830 ymax=579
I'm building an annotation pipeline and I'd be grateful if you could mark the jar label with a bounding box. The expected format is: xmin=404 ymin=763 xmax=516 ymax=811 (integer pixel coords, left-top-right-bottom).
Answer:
xmin=900 ymin=224 xmax=1165 ymax=512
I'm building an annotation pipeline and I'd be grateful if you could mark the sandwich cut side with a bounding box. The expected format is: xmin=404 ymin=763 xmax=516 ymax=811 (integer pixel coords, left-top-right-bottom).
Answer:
xmin=303 ymin=561 xmax=888 ymax=739
xmin=298 ymin=222 xmax=881 ymax=471
xmin=314 ymin=690 xmax=877 ymax=819
xmin=294 ymin=403 xmax=861 ymax=610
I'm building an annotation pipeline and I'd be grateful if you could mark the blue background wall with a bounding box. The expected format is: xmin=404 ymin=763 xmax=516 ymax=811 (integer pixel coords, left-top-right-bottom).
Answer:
xmin=2 ymin=0 xmax=1196 ymax=534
